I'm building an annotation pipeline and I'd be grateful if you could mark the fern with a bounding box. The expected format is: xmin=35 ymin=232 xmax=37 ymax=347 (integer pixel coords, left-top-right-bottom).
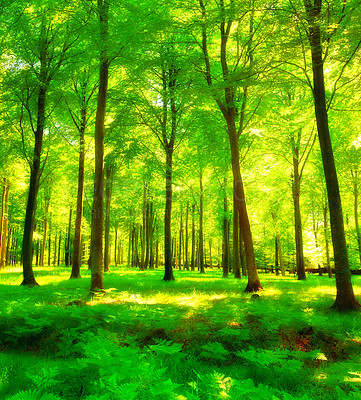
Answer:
xmin=236 ymin=347 xmax=303 ymax=371
xmin=6 ymin=390 xmax=61 ymax=400
xmin=26 ymin=368 xmax=60 ymax=389
xmin=217 ymin=326 xmax=251 ymax=340
xmin=200 ymin=342 xmax=229 ymax=361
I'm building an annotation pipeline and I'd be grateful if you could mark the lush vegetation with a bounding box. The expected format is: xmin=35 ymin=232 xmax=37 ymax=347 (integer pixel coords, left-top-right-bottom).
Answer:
xmin=1 ymin=0 xmax=361 ymax=397
xmin=1 ymin=267 xmax=361 ymax=399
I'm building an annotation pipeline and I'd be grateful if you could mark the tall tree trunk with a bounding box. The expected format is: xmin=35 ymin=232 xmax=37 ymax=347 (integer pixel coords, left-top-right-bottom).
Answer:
xmin=199 ymin=171 xmax=205 ymax=273
xmin=191 ymin=203 xmax=196 ymax=271
xmin=53 ymin=230 xmax=57 ymax=267
xmin=90 ymin=0 xmax=109 ymax=291
xmin=71 ymin=97 xmax=86 ymax=279
xmin=323 ymin=201 xmax=332 ymax=278
xmin=292 ymin=132 xmax=306 ymax=280
xmin=228 ymin=125 xmax=261 ymax=290
xmin=239 ymin=222 xmax=247 ymax=276
xmin=233 ymin=188 xmax=241 ymax=278
xmin=163 ymin=150 xmax=175 ymax=280
xmin=351 ymin=169 xmax=361 ymax=267
xmin=104 ymin=164 xmax=113 ymax=272
xmin=209 ymin=239 xmax=212 ymax=269
xmin=141 ymin=181 xmax=147 ymax=270
xmin=57 ymin=232 xmax=61 ymax=266
xmin=185 ymin=201 xmax=189 ymax=270
xmin=276 ymin=234 xmax=285 ymax=277
xmin=0 ymin=183 xmax=9 ymax=268
xmin=65 ymin=208 xmax=72 ymax=267
xmin=155 ymin=241 xmax=159 ymax=269
xmin=40 ymin=188 xmax=50 ymax=267
xmin=21 ymin=86 xmax=47 ymax=286
xmin=114 ymin=227 xmax=118 ymax=268
xmin=223 ymin=184 xmax=229 ymax=278
xmin=179 ymin=208 xmax=183 ymax=270
xmin=0 ymin=179 xmax=6 ymax=261
xmin=304 ymin=0 xmax=359 ymax=310
xmin=145 ymin=196 xmax=151 ymax=269
xmin=48 ymin=221 xmax=51 ymax=266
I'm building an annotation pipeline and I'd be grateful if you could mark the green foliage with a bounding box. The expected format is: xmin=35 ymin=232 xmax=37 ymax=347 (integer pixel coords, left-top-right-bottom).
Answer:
xmin=1 ymin=269 xmax=361 ymax=399
xmin=6 ymin=390 xmax=61 ymax=400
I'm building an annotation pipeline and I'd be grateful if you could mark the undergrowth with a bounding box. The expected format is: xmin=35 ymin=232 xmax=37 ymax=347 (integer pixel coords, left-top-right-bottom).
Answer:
xmin=1 ymin=266 xmax=361 ymax=399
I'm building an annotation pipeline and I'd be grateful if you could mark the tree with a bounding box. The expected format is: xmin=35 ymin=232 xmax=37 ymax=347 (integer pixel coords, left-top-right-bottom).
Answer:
xmin=90 ymin=0 xmax=110 ymax=292
xmin=3 ymin=2 xmax=80 ymax=285
xmin=196 ymin=0 xmax=262 ymax=291
xmin=301 ymin=0 xmax=360 ymax=310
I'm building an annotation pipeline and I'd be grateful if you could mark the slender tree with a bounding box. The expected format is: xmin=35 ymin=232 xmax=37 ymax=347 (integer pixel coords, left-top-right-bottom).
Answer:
xmin=90 ymin=0 xmax=110 ymax=291
xmin=303 ymin=0 xmax=360 ymax=310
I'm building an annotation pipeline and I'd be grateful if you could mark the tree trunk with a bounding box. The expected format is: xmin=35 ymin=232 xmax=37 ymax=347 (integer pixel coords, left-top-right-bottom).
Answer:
xmin=228 ymin=123 xmax=261 ymax=291
xmin=53 ymin=231 xmax=57 ymax=266
xmin=304 ymin=0 xmax=359 ymax=310
xmin=276 ymin=234 xmax=285 ymax=276
xmin=191 ymin=203 xmax=196 ymax=271
xmin=323 ymin=202 xmax=332 ymax=278
xmin=178 ymin=208 xmax=183 ymax=270
xmin=223 ymin=184 xmax=229 ymax=278
xmin=104 ymin=164 xmax=113 ymax=272
xmin=292 ymin=132 xmax=306 ymax=280
xmin=0 ymin=179 xmax=6 ymax=262
xmin=163 ymin=150 xmax=175 ymax=280
xmin=185 ymin=201 xmax=189 ymax=270
xmin=155 ymin=241 xmax=159 ymax=269
xmin=114 ymin=227 xmax=117 ymax=268
xmin=0 ymin=182 xmax=9 ymax=268
xmin=40 ymin=189 xmax=50 ymax=267
xmin=48 ymin=222 xmax=51 ymax=267
xmin=209 ymin=240 xmax=212 ymax=269
xmin=351 ymin=169 xmax=361 ymax=267
xmin=57 ymin=232 xmax=61 ymax=266
xmin=199 ymin=171 xmax=205 ymax=273
xmin=233 ymin=188 xmax=241 ymax=278
xmin=90 ymin=0 xmax=109 ymax=292
xmin=21 ymin=85 xmax=47 ymax=286
xmin=71 ymin=100 xmax=86 ymax=278
xmin=65 ymin=208 xmax=72 ymax=267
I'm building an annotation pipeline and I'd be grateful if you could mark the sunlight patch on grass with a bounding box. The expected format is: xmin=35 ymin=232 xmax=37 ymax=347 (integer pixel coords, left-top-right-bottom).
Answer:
xmin=86 ymin=290 xmax=228 ymax=309
xmin=307 ymin=286 xmax=336 ymax=295
xmin=261 ymin=288 xmax=282 ymax=297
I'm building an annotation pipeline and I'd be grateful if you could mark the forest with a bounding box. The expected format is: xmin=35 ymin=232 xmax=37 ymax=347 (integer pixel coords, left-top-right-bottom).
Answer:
xmin=1 ymin=0 xmax=361 ymax=399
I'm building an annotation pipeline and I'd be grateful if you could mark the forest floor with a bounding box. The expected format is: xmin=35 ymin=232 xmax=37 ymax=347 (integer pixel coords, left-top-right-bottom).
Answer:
xmin=1 ymin=267 xmax=361 ymax=399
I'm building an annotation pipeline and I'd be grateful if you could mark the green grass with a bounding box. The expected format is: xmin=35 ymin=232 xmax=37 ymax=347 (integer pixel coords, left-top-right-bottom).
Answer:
xmin=1 ymin=266 xmax=361 ymax=399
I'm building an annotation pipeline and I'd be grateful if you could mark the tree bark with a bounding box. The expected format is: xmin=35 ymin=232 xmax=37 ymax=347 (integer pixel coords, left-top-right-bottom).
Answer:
xmin=179 ymin=208 xmax=183 ymax=270
xmin=21 ymin=84 xmax=47 ymax=286
xmin=351 ymin=169 xmax=361 ymax=267
xmin=233 ymin=187 xmax=241 ymax=278
xmin=0 ymin=183 xmax=9 ymax=268
xmin=292 ymin=131 xmax=306 ymax=280
xmin=0 ymin=179 xmax=6 ymax=262
xmin=223 ymin=184 xmax=229 ymax=278
xmin=185 ymin=201 xmax=189 ymax=270
xmin=323 ymin=202 xmax=332 ymax=278
xmin=40 ymin=188 xmax=50 ymax=267
xmin=163 ymin=150 xmax=175 ymax=280
xmin=191 ymin=203 xmax=196 ymax=271
xmin=65 ymin=208 xmax=72 ymax=267
xmin=304 ymin=0 xmax=359 ymax=310
xmin=104 ymin=164 xmax=113 ymax=272
xmin=199 ymin=171 xmax=205 ymax=273
xmin=90 ymin=0 xmax=109 ymax=292
xmin=70 ymin=90 xmax=87 ymax=279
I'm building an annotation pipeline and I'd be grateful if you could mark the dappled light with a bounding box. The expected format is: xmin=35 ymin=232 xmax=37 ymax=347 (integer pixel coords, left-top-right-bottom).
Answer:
xmin=1 ymin=0 xmax=361 ymax=398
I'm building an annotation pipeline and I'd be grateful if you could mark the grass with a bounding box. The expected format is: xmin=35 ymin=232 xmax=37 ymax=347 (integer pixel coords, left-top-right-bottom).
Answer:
xmin=1 ymin=266 xmax=361 ymax=399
